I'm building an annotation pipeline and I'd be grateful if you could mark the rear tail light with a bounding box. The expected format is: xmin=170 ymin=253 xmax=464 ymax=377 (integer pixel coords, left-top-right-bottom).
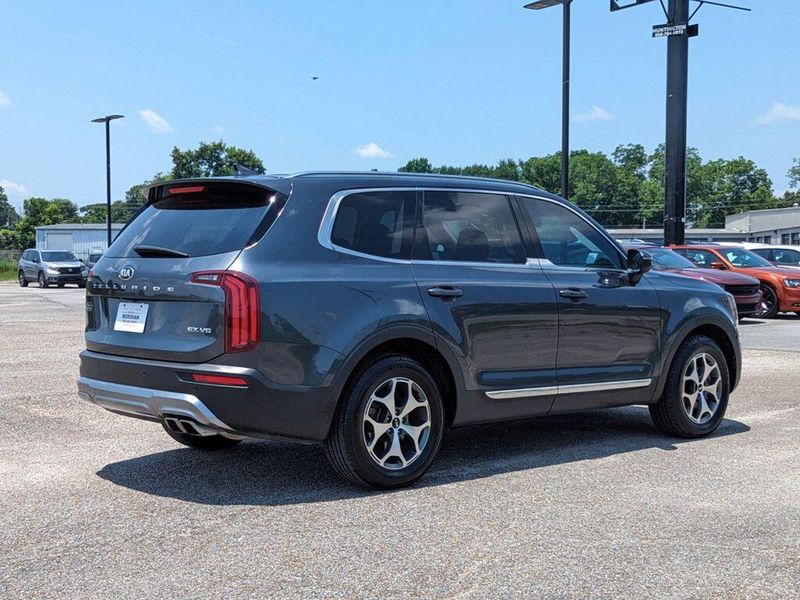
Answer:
xmin=190 ymin=270 xmax=260 ymax=353
xmin=168 ymin=185 xmax=206 ymax=195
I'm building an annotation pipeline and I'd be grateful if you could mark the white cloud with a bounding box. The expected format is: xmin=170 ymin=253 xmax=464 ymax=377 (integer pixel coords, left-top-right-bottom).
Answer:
xmin=138 ymin=109 xmax=174 ymax=134
xmin=0 ymin=91 xmax=11 ymax=108
xmin=0 ymin=179 xmax=30 ymax=198
xmin=574 ymin=106 xmax=613 ymax=123
xmin=354 ymin=142 xmax=393 ymax=159
xmin=0 ymin=179 xmax=31 ymax=210
xmin=755 ymin=101 xmax=800 ymax=125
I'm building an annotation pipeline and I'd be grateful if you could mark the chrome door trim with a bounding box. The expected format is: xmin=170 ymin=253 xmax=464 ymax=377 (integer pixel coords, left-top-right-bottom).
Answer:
xmin=485 ymin=378 xmax=652 ymax=400
xmin=485 ymin=385 xmax=559 ymax=400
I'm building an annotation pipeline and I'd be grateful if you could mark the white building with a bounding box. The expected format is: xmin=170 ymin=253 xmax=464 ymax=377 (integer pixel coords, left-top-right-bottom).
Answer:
xmin=725 ymin=206 xmax=800 ymax=245
xmin=35 ymin=223 xmax=125 ymax=260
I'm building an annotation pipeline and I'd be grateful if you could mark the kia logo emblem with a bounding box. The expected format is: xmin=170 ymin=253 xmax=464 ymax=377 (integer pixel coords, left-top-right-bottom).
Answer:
xmin=118 ymin=266 xmax=135 ymax=281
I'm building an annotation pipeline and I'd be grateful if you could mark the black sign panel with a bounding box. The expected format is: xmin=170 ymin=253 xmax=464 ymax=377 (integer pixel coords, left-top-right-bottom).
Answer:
xmin=652 ymin=23 xmax=699 ymax=38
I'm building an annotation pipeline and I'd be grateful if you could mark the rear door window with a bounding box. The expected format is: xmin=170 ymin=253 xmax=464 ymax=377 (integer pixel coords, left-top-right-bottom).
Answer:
xmin=106 ymin=183 xmax=283 ymax=258
xmin=414 ymin=191 xmax=524 ymax=263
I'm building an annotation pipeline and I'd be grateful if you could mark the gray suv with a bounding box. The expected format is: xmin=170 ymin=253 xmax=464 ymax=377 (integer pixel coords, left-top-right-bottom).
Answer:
xmin=19 ymin=249 xmax=88 ymax=288
xmin=78 ymin=173 xmax=741 ymax=489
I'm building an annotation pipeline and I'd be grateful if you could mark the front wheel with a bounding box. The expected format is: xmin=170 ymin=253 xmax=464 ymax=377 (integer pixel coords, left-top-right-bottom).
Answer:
xmin=325 ymin=355 xmax=444 ymax=489
xmin=754 ymin=285 xmax=779 ymax=318
xmin=18 ymin=271 xmax=28 ymax=287
xmin=649 ymin=335 xmax=729 ymax=438
xmin=38 ymin=272 xmax=48 ymax=288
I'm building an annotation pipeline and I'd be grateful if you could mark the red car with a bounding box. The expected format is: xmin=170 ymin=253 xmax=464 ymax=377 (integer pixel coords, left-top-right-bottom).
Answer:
xmin=625 ymin=244 xmax=762 ymax=317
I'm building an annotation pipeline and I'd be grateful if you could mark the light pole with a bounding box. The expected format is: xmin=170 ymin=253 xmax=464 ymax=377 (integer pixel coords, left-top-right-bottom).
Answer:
xmin=524 ymin=0 xmax=571 ymax=200
xmin=91 ymin=114 xmax=124 ymax=247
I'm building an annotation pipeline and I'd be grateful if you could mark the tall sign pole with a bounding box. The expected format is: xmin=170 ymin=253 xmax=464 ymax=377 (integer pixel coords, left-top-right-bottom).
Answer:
xmin=663 ymin=0 xmax=690 ymax=245
xmin=611 ymin=0 xmax=749 ymax=244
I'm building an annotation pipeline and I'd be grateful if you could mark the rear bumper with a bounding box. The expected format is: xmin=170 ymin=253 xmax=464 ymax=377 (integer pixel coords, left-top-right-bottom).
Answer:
xmin=78 ymin=350 xmax=337 ymax=442
xmin=78 ymin=377 xmax=234 ymax=436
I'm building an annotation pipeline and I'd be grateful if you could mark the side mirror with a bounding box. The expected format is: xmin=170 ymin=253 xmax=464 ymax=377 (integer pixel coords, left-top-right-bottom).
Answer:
xmin=627 ymin=248 xmax=652 ymax=285
xmin=33 ymin=256 xmax=40 ymax=263
xmin=709 ymin=261 xmax=726 ymax=270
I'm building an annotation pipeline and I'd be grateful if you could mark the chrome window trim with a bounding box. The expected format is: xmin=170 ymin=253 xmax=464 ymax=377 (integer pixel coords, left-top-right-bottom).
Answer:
xmin=319 ymin=186 xmax=539 ymax=267
xmin=485 ymin=378 xmax=652 ymax=400
xmin=318 ymin=186 xmax=626 ymax=269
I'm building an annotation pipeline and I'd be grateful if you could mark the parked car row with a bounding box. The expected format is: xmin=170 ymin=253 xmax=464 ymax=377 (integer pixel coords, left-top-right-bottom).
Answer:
xmin=622 ymin=244 xmax=763 ymax=317
xmin=621 ymin=241 xmax=800 ymax=319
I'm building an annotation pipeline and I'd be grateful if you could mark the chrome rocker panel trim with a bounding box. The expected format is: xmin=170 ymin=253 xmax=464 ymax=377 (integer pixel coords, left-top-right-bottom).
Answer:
xmin=77 ymin=376 xmax=234 ymax=436
xmin=486 ymin=378 xmax=652 ymax=400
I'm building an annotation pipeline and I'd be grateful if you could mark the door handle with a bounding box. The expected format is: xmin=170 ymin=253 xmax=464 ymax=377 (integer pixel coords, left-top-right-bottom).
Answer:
xmin=428 ymin=286 xmax=464 ymax=299
xmin=559 ymin=288 xmax=588 ymax=300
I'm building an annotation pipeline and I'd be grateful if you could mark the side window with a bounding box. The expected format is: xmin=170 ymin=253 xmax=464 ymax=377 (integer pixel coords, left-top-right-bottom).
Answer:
xmin=22 ymin=251 xmax=29 ymax=261
xmin=751 ymin=249 xmax=770 ymax=260
xmin=330 ymin=190 xmax=414 ymax=259
xmin=521 ymin=199 xmax=621 ymax=269
xmin=414 ymin=191 xmax=524 ymax=263
xmin=677 ymin=249 xmax=717 ymax=267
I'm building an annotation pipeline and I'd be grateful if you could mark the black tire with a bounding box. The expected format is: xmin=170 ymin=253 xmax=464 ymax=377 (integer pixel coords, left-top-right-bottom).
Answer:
xmin=325 ymin=354 xmax=444 ymax=489
xmin=78 ymin=281 xmax=86 ymax=289
xmin=649 ymin=335 xmax=729 ymax=438
xmin=38 ymin=272 xmax=48 ymax=288
xmin=57 ymin=283 xmax=65 ymax=288
xmin=18 ymin=271 xmax=28 ymax=287
xmin=754 ymin=284 xmax=779 ymax=318
xmin=161 ymin=423 xmax=242 ymax=450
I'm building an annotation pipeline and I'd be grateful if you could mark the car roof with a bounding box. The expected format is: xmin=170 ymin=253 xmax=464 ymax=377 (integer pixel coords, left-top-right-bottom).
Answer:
xmin=151 ymin=171 xmax=553 ymax=199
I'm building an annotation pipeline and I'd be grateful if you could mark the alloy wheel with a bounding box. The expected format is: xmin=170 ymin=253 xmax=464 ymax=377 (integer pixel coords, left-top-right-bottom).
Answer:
xmin=755 ymin=286 xmax=777 ymax=318
xmin=362 ymin=376 xmax=432 ymax=470
xmin=682 ymin=352 xmax=722 ymax=425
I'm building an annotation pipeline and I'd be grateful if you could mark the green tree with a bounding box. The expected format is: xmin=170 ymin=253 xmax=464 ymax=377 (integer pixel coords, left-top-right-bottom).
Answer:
xmin=169 ymin=141 xmax=264 ymax=179
xmin=13 ymin=197 xmax=79 ymax=249
xmin=788 ymin=157 xmax=800 ymax=189
xmin=398 ymin=157 xmax=433 ymax=173
xmin=519 ymin=153 xmax=561 ymax=193
xmin=695 ymin=157 xmax=774 ymax=227
xmin=0 ymin=186 xmax=20 ymax=229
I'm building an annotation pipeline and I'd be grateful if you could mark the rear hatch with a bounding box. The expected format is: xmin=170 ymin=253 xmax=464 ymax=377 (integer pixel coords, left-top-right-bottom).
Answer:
xmin=85 ymin=180 xmax=286 ymax=363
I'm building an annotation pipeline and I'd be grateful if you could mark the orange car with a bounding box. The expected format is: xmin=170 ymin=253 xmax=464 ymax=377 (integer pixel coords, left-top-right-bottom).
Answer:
xmin=672 ymin=244 xmax=800 ymax=318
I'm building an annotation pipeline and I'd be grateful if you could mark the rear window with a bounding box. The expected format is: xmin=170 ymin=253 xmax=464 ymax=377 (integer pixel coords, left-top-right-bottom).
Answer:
xmin=106 ymin=183 xmax=283 ymax=258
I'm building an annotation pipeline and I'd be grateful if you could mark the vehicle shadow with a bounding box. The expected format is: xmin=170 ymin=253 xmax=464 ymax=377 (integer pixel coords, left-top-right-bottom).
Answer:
xmin=97 ymin=407 xmax=750 ymax=506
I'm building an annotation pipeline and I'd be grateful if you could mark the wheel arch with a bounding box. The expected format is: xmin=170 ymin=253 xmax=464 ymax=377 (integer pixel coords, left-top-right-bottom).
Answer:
xmin=656 ymin=318 xmax=740 ymax=400
xmin=329 ymin=326 xmax=462 ymax=428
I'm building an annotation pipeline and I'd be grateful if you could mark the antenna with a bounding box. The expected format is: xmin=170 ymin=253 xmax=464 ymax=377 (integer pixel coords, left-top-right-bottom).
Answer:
xmin=611 ymin=0 xmax=751 ymax=246
xmin=234 ymin=164 xmax=260 ymax=177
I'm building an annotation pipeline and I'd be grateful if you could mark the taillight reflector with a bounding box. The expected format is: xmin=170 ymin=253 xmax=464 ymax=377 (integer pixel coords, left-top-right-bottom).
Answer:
xmin=190 ymin=270 xmax=260 ymax=353
xmin=190 ymin=373 xmax=249 ymax=387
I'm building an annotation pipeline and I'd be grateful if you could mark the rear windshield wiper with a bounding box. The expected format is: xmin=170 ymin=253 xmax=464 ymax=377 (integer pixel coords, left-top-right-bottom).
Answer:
xmin=132 ymin=245 xmax=189 ymax=258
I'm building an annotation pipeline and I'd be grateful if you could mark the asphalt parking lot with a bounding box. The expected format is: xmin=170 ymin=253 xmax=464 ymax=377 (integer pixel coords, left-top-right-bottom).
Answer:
xmin=1 ymin=282 xmax=798 ymax=599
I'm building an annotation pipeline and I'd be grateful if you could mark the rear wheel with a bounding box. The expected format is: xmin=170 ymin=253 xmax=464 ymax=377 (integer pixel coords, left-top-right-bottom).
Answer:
xmin=38 ymin=272 xmax=48 ymax=288
xmin=649 ymin=335 xmax=729 ymax=438
xmin=325 ymin=354 xmax=444 ymax=489
xmin=18 ymin=271 xmax=27 ymax=287
xmin=754 ymin=285 xmax=779 ymax=318
xmin=161 ymin=422 xmax=242 ymax=450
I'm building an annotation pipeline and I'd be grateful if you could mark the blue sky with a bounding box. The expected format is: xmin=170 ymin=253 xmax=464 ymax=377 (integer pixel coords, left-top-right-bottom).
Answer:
xmin=1 ymin=0 xmax=798 ymax=212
